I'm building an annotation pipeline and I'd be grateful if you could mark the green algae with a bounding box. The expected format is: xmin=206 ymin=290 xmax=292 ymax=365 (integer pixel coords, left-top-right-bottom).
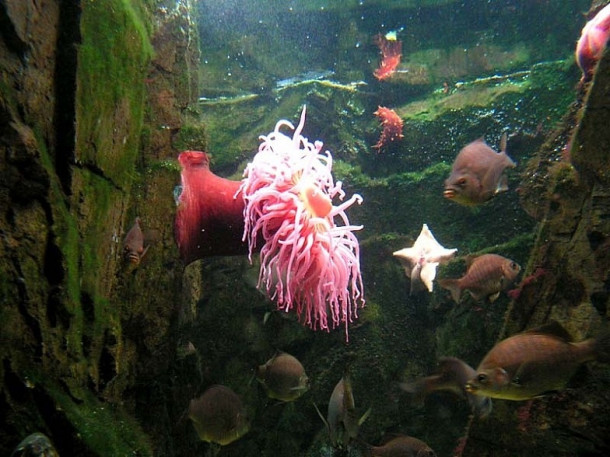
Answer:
xmin=76 ymin=0 xmax=153 ymax=187
xmin=172 ymin=122 xmax=208 ymax=153
xmin=36 ymin=132 xmax=84 ymax=338
xmin=333 ymin=159 xmax=451 ymax=188
xmin=2 ymin=0 xmax=157 ymax=452
xmin=37 ymin=375 xmax=153 ymax=456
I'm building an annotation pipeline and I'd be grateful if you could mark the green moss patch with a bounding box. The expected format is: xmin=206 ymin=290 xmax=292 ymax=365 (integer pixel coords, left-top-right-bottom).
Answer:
xmin=75 ymin=0 xmax=153 ymax=187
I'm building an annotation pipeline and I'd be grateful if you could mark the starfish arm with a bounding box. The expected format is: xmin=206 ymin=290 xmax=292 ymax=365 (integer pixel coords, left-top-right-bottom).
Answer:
xmin=420 ymin=262 xmax=439 ymax=292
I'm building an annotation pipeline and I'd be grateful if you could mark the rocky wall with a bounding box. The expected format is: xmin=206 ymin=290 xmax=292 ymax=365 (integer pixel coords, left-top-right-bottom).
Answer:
xmin=459 ymin=18 xmax=610 ymax=457
xmin=0 ymin=0 xmax=200 ymax=455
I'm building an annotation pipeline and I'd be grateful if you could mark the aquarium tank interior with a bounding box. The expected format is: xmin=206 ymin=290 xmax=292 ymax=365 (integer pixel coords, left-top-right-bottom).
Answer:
xmin=1 ymin=0 xmax=610 ymax=456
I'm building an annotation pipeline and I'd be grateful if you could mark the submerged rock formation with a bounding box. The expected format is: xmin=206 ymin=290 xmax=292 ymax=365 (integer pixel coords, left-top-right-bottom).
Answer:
xmin=0 ymin=0 xmax=200 ymax=455
xmin=459 ymin=22 xmax=610 ymax=457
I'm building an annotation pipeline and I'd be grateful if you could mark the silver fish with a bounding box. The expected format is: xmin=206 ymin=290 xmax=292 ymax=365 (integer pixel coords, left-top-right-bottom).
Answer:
xmin=322 ymin=374 xmax=371 ymax=448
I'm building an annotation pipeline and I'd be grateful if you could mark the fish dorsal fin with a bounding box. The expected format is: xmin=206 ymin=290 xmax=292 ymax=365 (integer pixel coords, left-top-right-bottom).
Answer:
xmin=342 ymin=375 xmax=356 ymax=411
xmin=499 ymin=132 xmax=508 ymax=153
xmin=436 ymin=356 xmax=468 ymax=379
xmin=358 ymin=407 xmax=372 ymax=426
xmin=312 ymin=402 xmax=330 ymax=432
xmin=523 ymin=321 xmax=573 ymax=342
xmin=464 ymin=254 xmax=477 ymax=269
xmin=488 ymin=291 xmax=501 ymax=303
xmin=497 ymin=132 xmax=516 ymax=167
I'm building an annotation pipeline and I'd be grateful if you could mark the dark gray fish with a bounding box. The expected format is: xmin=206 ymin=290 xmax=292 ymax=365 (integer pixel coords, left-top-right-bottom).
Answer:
xmin=10 ymin=433 xmax=59 ymax=457
xmin=466 ymin=321 xmax=610 ymax=400
xmin=400 ymin=356 xmax=492 ymax=418
xmin=438 ymin=254 xmax=520 ymax=303
xmin=368 ymin=435 xmax=437 ymax=457
xmin=256 ymin=352 xmax=309 ymax=402
xmin=443 ymin=133 xmax=515 ymax=206
xmin=188 ymin=385 xmax=249 ymax=446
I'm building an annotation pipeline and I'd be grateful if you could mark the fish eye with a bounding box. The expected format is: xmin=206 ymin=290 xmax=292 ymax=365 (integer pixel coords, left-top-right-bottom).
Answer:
xmin=511 ymin=262 xmax=519 ymax=270
xmin=512 ymin=377 xmax=522 ymax=386
xmin=477 ymin=373 xmax=487 ymax=383
xmin=457 ymin=177 xmax=467 ymax=187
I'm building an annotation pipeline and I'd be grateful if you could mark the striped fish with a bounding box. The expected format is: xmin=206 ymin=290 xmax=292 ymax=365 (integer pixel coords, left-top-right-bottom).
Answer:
xmin=438 ymin=253 xmax=520 ymax=303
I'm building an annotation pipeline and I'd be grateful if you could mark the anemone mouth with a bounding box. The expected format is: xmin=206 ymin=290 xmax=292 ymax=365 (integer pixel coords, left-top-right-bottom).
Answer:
xmin=443 ymin=189 xmax=456 ymax=199
xmin=300 ymin=181 xmax=332 ymax=219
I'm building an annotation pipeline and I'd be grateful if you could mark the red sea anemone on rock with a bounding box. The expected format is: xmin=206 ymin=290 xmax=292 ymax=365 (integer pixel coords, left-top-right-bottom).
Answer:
xmin=174 ymin=150 xmax=247 ymax=263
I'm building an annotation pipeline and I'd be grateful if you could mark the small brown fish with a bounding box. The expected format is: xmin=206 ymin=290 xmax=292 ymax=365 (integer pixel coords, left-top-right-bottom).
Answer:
xmin=438 ymin=254 xmax=521 ymax=303
xmin=188 ymin=385 xmax=249 ymax=446
xmin=465 ymin=321 xmax=610 ymax=401
xmin=367 ymin=435 xmax=437 ymax=457
xmin=444 ymin=133 xmax=515 ymax=206
xmin=320 ymin=374 xmax=371 ymax=448
xmin=256 ymin=352 xmax=309 ymax=402
xmin=123 ymin=217 xmax=149 ymax=265
xmin=400 ymin=356 xmax=492 ymax=418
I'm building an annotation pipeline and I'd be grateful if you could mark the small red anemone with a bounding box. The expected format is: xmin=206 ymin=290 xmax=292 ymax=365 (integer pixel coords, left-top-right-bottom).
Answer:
xmin=373 ymin=33 xmax=402 ymax=80
xmin=373 ymin=106 xmax=404 ymax=151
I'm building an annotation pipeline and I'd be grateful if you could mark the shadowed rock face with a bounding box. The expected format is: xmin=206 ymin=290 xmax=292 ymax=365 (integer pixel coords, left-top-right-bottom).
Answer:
xmin=0 ymin=0 xmax=198 ymax=455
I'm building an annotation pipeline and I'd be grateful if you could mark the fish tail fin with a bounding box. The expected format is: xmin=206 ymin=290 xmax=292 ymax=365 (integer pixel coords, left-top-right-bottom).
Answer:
xmin=312 ymin=402 xmax=330 ymax=433
xmin=499 ymin=132 xmax=508 ymax=153
xmin=399 ymin=378 xmax=429 ymax=407
xmin=499 ymin=132 xmax=516 ymax=168
xmin=438 ymin=278 xmax=461 ymax=303
xmin=358 ymin=407 xmax=372 ymax=426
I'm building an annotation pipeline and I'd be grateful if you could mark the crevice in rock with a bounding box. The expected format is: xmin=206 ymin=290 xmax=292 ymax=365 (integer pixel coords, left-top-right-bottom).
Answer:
xmin=98 ymin=334 xmax=117 ymax=391
xmin=74 ymin=161 xmax=123 ymax=191
xmin=2 ymin=359 xmax=29 ymax=404
xmin=10 ymin=258 xmax=43 ymax=359
xmin=53 ymin=0 xmax=82 ymax=196
xmin=44 ymin=236 xmax=70 ymax=331
xmin=0 ymin=2 xmax=27 ymax=58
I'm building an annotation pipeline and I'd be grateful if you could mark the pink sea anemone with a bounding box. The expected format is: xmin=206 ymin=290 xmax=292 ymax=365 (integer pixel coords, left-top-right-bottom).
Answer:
xmin=239 ymin=107 xmax=365 ymax=338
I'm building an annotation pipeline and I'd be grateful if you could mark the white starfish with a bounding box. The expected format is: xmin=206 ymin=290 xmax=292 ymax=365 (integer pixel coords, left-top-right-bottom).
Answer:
xmin=393 ymin=224 xmax=457 ymax=293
